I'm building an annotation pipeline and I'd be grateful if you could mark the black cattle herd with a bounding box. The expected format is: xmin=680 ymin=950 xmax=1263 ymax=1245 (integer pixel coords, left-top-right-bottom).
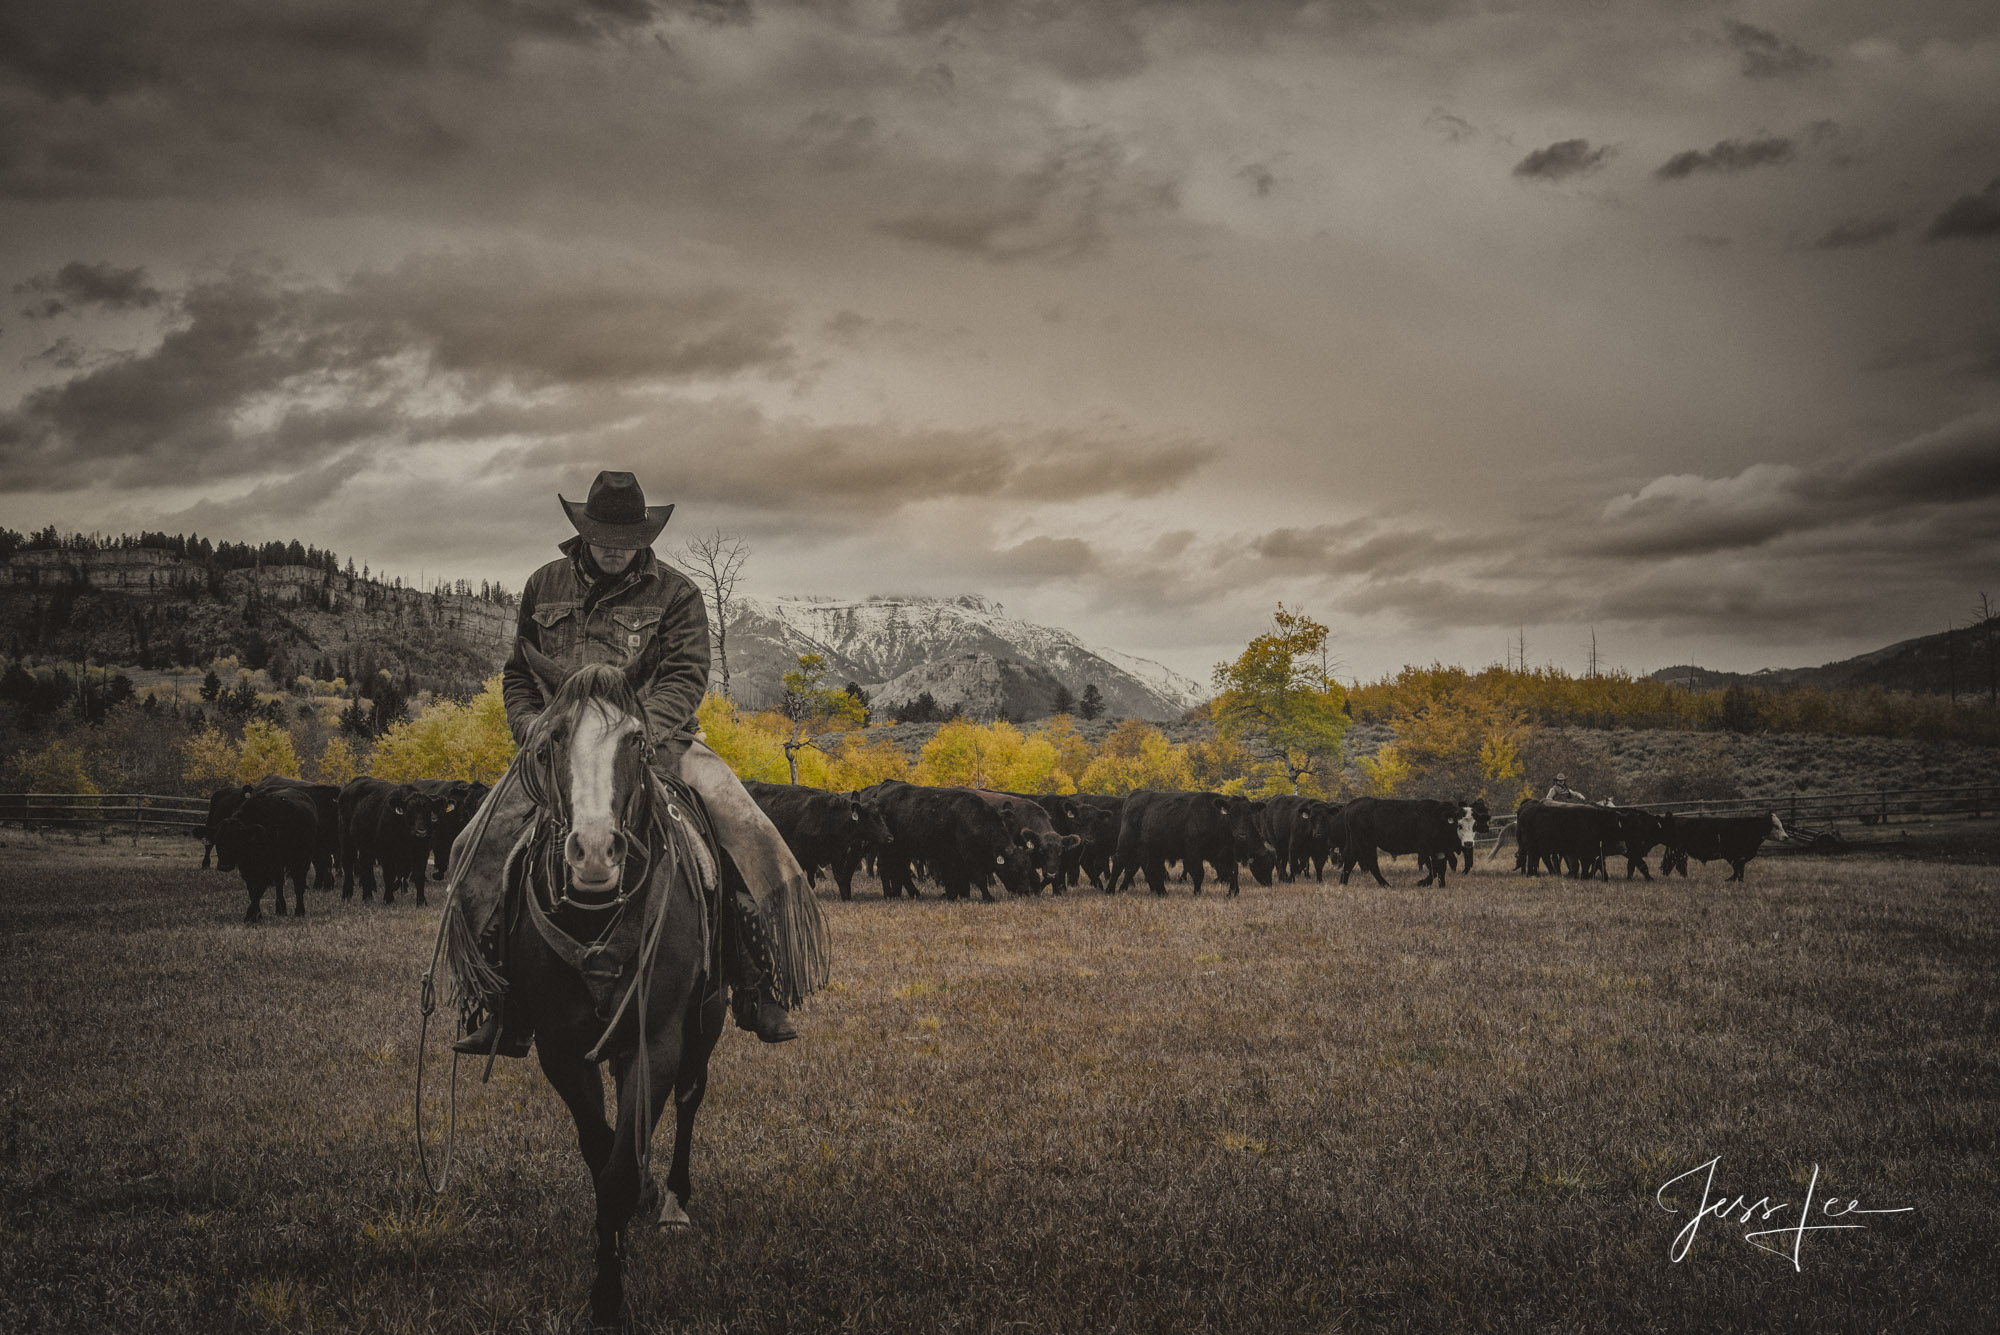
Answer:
xmin=202 ymin=775 xmax=489 ymax=922
xmin=197 ymin=772 xmax=1789 ymax=921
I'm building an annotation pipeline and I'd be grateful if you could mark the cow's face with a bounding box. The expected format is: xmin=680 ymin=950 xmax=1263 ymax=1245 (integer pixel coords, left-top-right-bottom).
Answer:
xmin=1073 ymin=807 xmax=1116 ymax=847
xmin=213 ymin=817 xmax=257 ymax=872
xmin=850 ymin=799 xmax=893 ymax=848
xmin=993 ymin=843 xmax=1037 ymax=894
xmin=1454 ymin=804 xmax=1477 ymax=848
xmin=404 ymin=793 xmax=442 ymax=839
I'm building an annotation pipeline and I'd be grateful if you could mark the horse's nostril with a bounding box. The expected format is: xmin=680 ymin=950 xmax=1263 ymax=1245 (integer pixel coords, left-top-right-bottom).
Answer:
xmin=565 ymin=831 xmax=586 ymax=865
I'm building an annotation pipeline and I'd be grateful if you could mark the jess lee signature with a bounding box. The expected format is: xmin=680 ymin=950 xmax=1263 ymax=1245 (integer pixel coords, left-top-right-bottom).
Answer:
xmin=1655 ymin=1157 xmax=1913 ymax=1270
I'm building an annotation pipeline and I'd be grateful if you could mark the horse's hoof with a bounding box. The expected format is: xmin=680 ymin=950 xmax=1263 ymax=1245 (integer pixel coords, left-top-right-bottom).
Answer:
xmin=656 ymin=1197 xmax=693 ymax=1230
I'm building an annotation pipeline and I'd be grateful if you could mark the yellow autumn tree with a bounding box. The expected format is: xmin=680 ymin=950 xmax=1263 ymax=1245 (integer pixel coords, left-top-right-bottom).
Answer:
xmin=1078 ymin=719 xmax=1192 ymax=794
xmin=697 ymin=695 xmax=833 ymax=786
xmin=1210 ymin=605 xmax=1350 ymax=793
xmin=369 ymin=677 xmax=518 ymax=784
xmin=14 ymin=739 xmax=100 ymax=794
xmin=314 ymin=734 xmax=363 ymax=786
xmin=182 ymin=725 xmax=241 ymax=791
xmin=826 ymin=735 xmax=912 ymax=791
xmin=236 ymin=719 xmax=301 ymax=784
xmin=1365 ymin=664 xmax=1526 ymax=803
xmin=915 ymin=720 xmax=1071 ymax=793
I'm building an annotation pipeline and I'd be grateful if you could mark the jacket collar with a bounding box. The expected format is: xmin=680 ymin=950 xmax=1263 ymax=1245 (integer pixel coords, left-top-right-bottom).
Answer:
xmin=559 ymin=535 xmax=655 ymax=589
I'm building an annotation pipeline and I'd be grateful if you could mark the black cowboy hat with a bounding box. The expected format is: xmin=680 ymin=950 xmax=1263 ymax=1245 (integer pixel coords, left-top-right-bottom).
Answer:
xmin=559 ymin=471 xmax=673 ymax=547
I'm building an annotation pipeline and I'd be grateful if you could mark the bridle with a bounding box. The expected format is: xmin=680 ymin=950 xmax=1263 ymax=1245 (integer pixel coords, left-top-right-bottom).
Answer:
xmin=517 ymin=704 xmax=661 ymax=915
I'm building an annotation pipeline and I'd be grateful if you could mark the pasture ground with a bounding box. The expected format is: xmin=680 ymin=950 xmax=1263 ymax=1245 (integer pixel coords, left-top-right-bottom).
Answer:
xmin=1 ymin=840 xmax=1993 ymax=1333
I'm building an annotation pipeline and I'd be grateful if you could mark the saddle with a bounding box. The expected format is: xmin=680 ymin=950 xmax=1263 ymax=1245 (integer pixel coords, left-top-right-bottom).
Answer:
xmin=506 ymin=770 xmax=720 ymax=1025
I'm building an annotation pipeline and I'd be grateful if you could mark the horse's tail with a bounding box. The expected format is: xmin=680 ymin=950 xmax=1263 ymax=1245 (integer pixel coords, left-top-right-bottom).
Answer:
xmin=767 ymin=868 xmax=832 ymax=1007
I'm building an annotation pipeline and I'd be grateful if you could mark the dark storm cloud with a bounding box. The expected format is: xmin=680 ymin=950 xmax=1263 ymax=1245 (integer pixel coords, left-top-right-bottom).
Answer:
xmin=990 ymin=536 xmax=1099 ymax=580
xmin=873 ymin=135 xmax=1169 ymax=263
xmin=1722 ymin=20 xmax=1827 ymax=79
xmin=1809 ymin=217 xmax=1898 ymax=250
xmin=1925 ymin=179 xmax=2000 ymax=241
xmin=0 ymin=0 xmax=672 ymax=198
xmin=1512 ymin=139 xmax=1611 ymax=182
xmin=15 ymin=260 xmax=162 ymax=317
xmin=510 ymin=406 xmax=1216 ymax=513
xmin=1582 ymin=412 xmax=2000 ymax=560
xmin=1655 ymin=136 xmax=1794 ymax=181
xmin=0 ymin=255 xmax=796 ymax=489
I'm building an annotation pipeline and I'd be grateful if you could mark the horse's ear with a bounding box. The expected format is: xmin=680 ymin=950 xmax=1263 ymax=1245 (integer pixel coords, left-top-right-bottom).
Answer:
xmin=622 ymin=633 xmax=666 ymax=694
xmin=518 ymin=638 xmax=566 ymax=700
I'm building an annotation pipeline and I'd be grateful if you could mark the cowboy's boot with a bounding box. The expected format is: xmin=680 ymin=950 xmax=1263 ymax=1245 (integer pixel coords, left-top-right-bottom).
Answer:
xmin=728 ymin=886 xmax=798 ymax=1044
xmin=452 ymin=999 xmax=534 ymax=1059
xmin=451 ymin=895 xmax=533 ymax=1058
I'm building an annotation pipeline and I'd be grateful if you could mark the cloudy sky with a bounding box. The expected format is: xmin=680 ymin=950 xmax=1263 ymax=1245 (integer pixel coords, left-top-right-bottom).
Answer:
xmin=2 ymin=1 xmax=1996 ymax=683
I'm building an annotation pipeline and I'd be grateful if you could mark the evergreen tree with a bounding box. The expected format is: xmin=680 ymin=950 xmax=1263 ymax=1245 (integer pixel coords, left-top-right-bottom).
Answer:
xmin=1050 ymin=683 xmax=1076 ymax=716
xmin=1077 ymin=683 xmax=1105 ymax=720
xmin=200 ymin=668 xmax=221 ymax=702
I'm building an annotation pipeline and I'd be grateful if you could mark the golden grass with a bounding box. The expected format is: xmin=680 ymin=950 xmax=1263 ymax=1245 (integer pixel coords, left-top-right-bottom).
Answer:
xmin=1 ymin=842 xmax=1993 ymax=1332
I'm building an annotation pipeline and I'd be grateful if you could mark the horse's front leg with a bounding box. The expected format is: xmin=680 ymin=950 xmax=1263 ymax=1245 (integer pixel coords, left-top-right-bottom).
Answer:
xmin=666 ymin=984 xmax=727 ymax=1219
xmin=591 ymin=1022 xmax=688 ymax=1325
xmin=537 ymin=1044 xmax=615 ymax=1183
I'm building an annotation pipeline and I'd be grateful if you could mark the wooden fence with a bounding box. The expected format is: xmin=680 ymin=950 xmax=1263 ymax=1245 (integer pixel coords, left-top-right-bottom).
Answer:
xmin=0 ymin=792 xmax=209 ymax=832
xmin=1529 ymin=783 xmax=2000 ymax=827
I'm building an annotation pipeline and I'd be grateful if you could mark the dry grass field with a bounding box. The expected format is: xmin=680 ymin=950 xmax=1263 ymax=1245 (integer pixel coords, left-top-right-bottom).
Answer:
xmin=1 ymin=833 xmax=1994 ymax=1333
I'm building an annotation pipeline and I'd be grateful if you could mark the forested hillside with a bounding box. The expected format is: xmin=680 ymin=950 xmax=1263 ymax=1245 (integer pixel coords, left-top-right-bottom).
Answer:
xmin=0 ymin=529 xmax=511 ymax=699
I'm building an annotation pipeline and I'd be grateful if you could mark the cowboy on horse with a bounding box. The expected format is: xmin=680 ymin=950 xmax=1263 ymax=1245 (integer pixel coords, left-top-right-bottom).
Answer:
xmin=445 ymin=469 xmax=828 ymax=1055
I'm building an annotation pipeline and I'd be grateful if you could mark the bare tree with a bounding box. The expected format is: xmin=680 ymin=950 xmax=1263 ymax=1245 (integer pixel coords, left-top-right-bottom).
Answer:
xmin=1586 ymin=624 xmax=1599 ymax=679
xmin=673 ymin=529 xmax=751 ymax=699
xmin=1977 ymin=592 xmax=1997 ymax=708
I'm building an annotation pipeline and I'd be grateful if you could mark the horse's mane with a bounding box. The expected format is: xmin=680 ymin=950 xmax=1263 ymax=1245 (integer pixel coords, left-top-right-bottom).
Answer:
xmin=544 ymin=662 xmax=645 ymax=727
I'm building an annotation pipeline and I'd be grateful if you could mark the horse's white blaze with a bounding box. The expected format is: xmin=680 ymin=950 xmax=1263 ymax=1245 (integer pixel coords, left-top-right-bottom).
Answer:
xmin=567 ymin=700 xmax=632 ymax=888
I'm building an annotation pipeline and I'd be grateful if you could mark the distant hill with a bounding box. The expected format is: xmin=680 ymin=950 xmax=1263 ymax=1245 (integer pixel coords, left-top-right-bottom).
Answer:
xmin=1651 ymin=618 xmax=2000 ymax=700
xmin=718 ymin=594 xmax=1207 ymax=720
xmin=0 ymin=542 xmax=512 ymax=696
xmin=0 ymin=538 xmax=1208 ymax=720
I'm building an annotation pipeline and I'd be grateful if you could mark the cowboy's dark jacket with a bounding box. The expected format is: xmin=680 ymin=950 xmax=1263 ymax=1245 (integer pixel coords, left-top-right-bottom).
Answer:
xmin=502 ymin=537 xmax=709 ymax=764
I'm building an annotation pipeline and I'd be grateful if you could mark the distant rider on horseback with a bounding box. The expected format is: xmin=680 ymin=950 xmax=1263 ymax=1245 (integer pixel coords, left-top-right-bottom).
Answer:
xmin=447 ymin=470 xmax=825 ymax=1054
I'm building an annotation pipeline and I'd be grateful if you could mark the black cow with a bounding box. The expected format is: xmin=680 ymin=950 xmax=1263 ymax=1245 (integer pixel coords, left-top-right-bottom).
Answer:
xmin=1109 ymin=790 xmax=1276 ymax=898
xmin=254 ymin=776 xmax=341 ymax=888
xmin=1515 ymin=799 xmax=1623 ymax=880
xmin=861 ymin=781 xmax=1037 ymax=901
xmin=1339 ymin=797 xmax=1471 ymax=888
xmin=201 ymin=784 xmax=252 ymax=869
xmin=410 ymin=779 xmax=489 ymax=880
xmin=1605 ymin=805 xmax=1668 ymax=880
xmin=340 ymin=778 xmax=444 ymax=905
xmin=1435 ymin=798 xmax=1491 ymax=874
xmin=1660 ymin=812 xmax=1786 ymax=882
xmin=744 ymin=781 xmax=895 ymax=902
xmin=1011 ymin=793 xmax=1119 ymax=892
xmin=1260 ymin=794 xmax=1341 ymax=883
xmin=1062 ymin=793 xmax=1126 ymax=889
xmin=971 ymin=790 xmax=1079 ymax=894
xmin=213 ymin=785 xmax=319 ymax=922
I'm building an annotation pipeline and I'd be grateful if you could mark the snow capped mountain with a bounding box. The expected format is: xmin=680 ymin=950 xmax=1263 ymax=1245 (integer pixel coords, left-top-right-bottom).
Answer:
xmin=717 ymin=594 xmax=1207 ymax=720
